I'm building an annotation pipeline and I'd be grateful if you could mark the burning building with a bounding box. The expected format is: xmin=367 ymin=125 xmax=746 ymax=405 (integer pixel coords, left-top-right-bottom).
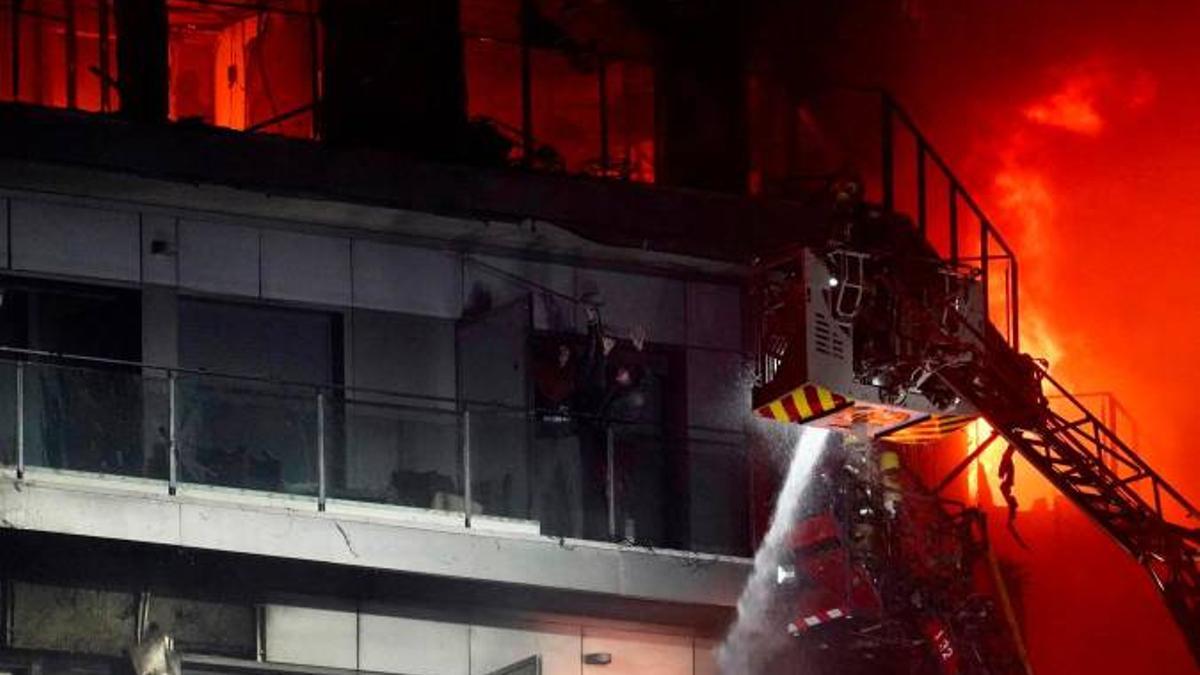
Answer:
xmin=0 ymin=1 xmax=1195 ymax=674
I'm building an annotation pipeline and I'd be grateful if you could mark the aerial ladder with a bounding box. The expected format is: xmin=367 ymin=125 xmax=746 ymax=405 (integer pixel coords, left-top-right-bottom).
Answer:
xmin=751 ymin=92 xmax=1200 ymax=668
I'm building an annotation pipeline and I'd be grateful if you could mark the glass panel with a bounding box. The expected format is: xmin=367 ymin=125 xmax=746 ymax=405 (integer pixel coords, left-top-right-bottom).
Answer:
xmin=687 ymin=437 xmax=750 ymax=556
xmin=610 ymin=422 xmax=675 ymax=547
xmin=176 ymin=373 xmax=318 ymax=495
xmin=23 ymin=361 xmax=163 ymax=478
xmin=530 ymin=416 xmax=588 ymax=539
xmin=468 ymin=404 xmax=531 ymax=521
xmin=327 ymin=398 xmax=462 ymax=511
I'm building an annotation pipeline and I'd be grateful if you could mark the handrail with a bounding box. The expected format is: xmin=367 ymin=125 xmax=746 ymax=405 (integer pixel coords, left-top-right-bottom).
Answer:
xmin=0 ymin=346 xmax=753 ymax=555
xmin=0 ymin=346 xmax=747 ymax=438
xmin=874 ymin=90 xmax=1021 ymax=351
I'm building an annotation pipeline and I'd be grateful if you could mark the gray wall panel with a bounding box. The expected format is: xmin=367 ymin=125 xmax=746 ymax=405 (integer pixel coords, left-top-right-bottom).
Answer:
xmin=0 ymin=197 xmax=9 ymax=269
xmin=10 ymin=200 xmax=139 ymax=281
xmin=262 ymin=230 xmax=352 ymax=306
xmin=353 ymin=241 xmax=461 ymax=318
xmin=264 ymin=605 xmax=357 ymax=669
xmin=178 ymin=220 xmax=260 ymax=297
xmin=351 ymin=309 xmax=456 ymax=398
xmin=466 ymin=256 xmax=577 ymax=332
xmin=141 ymin=214 xmax=178 ymax=286
xmin=575 ymin=270 xmax=685 ymax=346
xmin=686 ymin=282 xmax=742 ymax=351
xmin=359 ymin=614 xmax=470 ymax=675
xmin=470 ymin=624 xmax=582 ymax=675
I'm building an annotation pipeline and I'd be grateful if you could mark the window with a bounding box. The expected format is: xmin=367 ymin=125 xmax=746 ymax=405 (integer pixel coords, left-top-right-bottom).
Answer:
xmin=168 ymin=0 xmax=320 ymax=138
xmin=176 ymin=298 xmax=341 ymax=494
xmin=461 ymin=0 xmax=655 ymax=182
xmin=0 ymin=0 xmax=119 ymax=112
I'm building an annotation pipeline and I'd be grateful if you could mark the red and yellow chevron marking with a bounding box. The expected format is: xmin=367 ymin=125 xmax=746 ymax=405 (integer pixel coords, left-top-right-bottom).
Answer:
xmin=883 ymin=414 xmax=978 ymax=445
xmin=755 ymin=383 xmax=851 ymax=425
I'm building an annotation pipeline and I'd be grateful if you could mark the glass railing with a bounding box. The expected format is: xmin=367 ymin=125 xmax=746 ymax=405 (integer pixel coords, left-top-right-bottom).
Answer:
xmin=175 ymin=374 xmax=319 ymax=496
xmin=17 ymin=361 xmax=169 ymax=479
xmin=0 ymin=348 xmax=751 ymax=557
xmin=326 ymin=397 xmax=462 ymax=511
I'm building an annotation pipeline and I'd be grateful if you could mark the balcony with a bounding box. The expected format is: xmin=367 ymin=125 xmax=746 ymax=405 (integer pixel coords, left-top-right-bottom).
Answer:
xmin=0 ymin=347 xmax=751 ymax=609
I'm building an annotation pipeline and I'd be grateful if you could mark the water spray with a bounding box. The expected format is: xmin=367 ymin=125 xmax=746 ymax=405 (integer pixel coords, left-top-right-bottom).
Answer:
xmin=718 ymin=426 xmax=833 ymax=674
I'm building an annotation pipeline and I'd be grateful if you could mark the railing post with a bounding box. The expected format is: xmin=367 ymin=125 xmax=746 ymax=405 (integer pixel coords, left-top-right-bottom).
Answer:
xmin=15 ymin=361 xmax=23 ymax=479
xmin=168 ymin=370 xmax=177 ymax=495
xmin=317 ymin=390 xmax=326 ymax=512
xmin=881 ymin=94 xmax=895 ymax=213
xmin=462 ymin=409 xmax=472 ymax=528
xmin=606 ymin=426 xmax=616 ymax=541
xmin=916 ymin=141 xmax=927 ymax=235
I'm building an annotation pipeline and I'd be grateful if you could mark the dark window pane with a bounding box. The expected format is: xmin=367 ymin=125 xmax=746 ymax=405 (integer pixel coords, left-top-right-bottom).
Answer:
xmin=147 ymin=596 xmax=255 ymax=658
xmin=11 ymin=582 xmax=136 ymax=657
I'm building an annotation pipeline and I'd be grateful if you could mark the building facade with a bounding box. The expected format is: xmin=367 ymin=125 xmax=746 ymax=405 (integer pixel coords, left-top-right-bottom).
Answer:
xmin=0 ymin=1 xmax=820 ymax=673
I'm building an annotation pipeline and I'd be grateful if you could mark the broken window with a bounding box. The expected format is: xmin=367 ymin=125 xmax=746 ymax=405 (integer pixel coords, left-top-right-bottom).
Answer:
xmin=0 ymin=0 xmax=119 ymax=112
xmin=461 ymin=0 xmax=655 ymax=182
xmin=167 ymin=0 xmax=320 ymax=138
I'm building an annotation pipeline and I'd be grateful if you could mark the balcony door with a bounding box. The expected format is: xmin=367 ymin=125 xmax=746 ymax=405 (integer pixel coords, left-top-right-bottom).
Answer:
xmin=176 ymin=298 xmax=342 ymax=494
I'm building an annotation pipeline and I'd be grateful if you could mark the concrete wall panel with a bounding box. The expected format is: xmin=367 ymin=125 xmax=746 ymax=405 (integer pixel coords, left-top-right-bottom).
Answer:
xmin=470 ymin=623 xmax=582 ymax=675
xmin=141 ymin=214 xmax=178 ymax=285
xmin=353 ymin=240 xmax=461 ymax=318
xmin=262 ymin=230 xmax=352 ymax=306
xmin=264 ymin=604 xmax=357 ymax=669
xmin=360 ymin=614 xmax=470 ymax=675
xmin=686 ymin=282 xmax=741 ymax=351
xmin=575 ymin=270 xmax=685 ymax=346
xmin=2 ymin=463 xmax=750 ymax=610
xmin=10 ymin=200 xmax=139 ymax=281
xmin=466 ymin=256 xmax=577 ymax=332
xmin=351 ymin=309 xmax=456 ymax=399
xmin=178 ymin=220 xmax=260 ymax=297
xmin=0 ymin=197 xmax=9 ymax=269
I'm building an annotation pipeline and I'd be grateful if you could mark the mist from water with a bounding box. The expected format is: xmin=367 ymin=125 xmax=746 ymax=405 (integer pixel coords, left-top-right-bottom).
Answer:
xmin=718 ymin=426 xmax=833 ymax=674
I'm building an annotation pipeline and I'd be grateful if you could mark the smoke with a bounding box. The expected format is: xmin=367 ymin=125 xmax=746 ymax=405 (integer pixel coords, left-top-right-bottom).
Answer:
xmin=718 ymin=426 xmax=833 ymax=674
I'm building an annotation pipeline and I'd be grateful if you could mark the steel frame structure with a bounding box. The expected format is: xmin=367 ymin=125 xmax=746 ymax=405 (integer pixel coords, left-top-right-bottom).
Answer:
xmin=874 ymin=91 xmax=1200 ymax=664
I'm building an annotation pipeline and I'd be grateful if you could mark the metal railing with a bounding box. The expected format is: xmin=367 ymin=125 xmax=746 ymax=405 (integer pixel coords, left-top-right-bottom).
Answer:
xmin=878 ymin=91 xmax=1021 ymax=352
xmin=0 ymin=346 xmax=751 ymax=557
